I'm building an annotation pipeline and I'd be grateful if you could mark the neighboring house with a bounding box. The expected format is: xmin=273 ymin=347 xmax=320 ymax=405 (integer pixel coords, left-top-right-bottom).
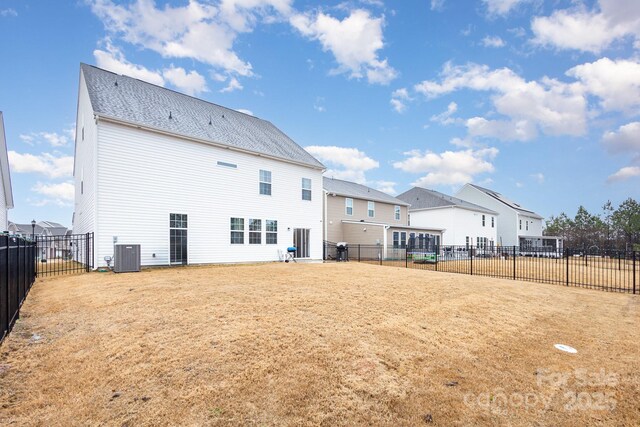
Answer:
xmin=73 ymin=64 xmax=324 ymax=267
xmin=323 ymin=177 xmax=444 ymax=257
xmin=456 ymin=184 xmax=563 ymax=251
xmin=396 ymin=187 xmax=499 ymax=249
xmin=8 ymin=221 xmax=69 ymax=258
xmin=0 ymin=112 xmax=14 ymax=231
xmin=8 ymin=221 xmax=44 ymax=238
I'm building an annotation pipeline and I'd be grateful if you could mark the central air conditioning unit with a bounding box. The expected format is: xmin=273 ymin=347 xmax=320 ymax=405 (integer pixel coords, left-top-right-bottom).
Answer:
xmin=114 ymin=244 xmax=141 ymax=273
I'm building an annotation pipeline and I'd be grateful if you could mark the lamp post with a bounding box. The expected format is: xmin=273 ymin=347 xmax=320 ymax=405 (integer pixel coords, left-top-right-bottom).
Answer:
xmin=31 ymin=219 xmax=36 ymax=240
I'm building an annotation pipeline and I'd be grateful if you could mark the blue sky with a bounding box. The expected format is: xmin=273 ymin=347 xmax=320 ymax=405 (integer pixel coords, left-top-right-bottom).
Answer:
xmin=0 ymin=0 xmax=639 ymax=228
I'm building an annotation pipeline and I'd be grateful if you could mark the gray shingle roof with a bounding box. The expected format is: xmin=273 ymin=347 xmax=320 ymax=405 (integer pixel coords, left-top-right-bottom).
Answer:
xmin=467 ymin=184 xmax=543 ymax=219
xmin=396 ymin=187 xmax=498 ymax=215
xmin=81 ymin=64 xmax=324 ymax=169
xmin=323 ymin=177 xmax=409 ymax=206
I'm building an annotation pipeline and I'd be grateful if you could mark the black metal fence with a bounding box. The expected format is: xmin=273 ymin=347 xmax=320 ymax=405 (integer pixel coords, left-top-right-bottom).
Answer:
xmin=35 ymin=232 xmax=94 ymax=277
xmin=324 ymin=242 xmax=638 ymax=294
xmin=0 ymin=235 xmax=37 ymax=344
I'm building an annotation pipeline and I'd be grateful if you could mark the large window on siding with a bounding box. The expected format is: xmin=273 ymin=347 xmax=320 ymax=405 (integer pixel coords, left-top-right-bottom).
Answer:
xmin=170 ymin=214 xmax=187 ymax=264
xmin=259 ymin=170 xmax=272 ymax=195
xmin=345 ymin=198 xmax=353 ymax=216
xmin=266 ymin=220 xmax=278 ymax=244
xmin=230 ymin=217 xmax=244 ymax=244
xmin=302 ymin=178 xmax=312 ymax=201
xmin=249 ymin=219 xmax=262 ymax=244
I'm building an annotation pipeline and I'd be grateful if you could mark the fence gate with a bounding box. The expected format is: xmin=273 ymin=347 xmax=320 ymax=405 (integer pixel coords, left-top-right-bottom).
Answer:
xmin=35 ymin=232 xmax=94 ymax=277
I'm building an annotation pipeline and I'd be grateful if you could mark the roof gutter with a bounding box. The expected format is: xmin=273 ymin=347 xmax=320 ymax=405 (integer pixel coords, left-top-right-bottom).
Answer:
xmin=95 ymin=113 xmax=327 ymax=172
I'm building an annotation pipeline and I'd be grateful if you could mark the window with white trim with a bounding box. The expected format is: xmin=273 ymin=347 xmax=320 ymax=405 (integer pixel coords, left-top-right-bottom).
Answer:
xmin=394 ymin=205 xmax=401 ymax=221
xmin=393 ymin=231 xmax=399 ymax=248
xmin=345 ymin=198 xmax=353 ymax=216
xmin=230 ymin=217 xmax=244 ymax=244
xmin=526 ymin=220 xmax=529 ymax=231
xmin=491 ymin=216 xmax=495 ymax=228
xmin=400 ymin=231 xmax=407 ymax=249
xmin=482 ymin=215 xmax=485 ymax=226
xmin=259 ymin=170 xmax=272 ymax=195
xmin=249 ymin=219 xmax=262 ymax=244
xmin=367 ymin=201 xmax=375 ymax=218
xmin=519 ymin=219 xmax=522 ymax=230
xmin=302 ymin=178 xmax=312 ymax=200
xmin=266 ymin=220 xmax=277 ymax=244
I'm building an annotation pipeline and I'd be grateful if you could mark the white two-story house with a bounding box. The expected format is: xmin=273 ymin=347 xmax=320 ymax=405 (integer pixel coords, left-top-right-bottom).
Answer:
xmin=456 ymin=184 xmax=562 ymax=251
xmin=0 ymin=112 xmax=14 ymax=231
xmin=396 ymin=187 xmax=498 ymax=249
xmin=73 ymin=64 xmax=325 ymax=267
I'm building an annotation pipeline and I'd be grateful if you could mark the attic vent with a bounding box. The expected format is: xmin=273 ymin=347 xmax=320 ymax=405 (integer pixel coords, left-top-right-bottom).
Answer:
xmin=222 ymin=114 xmax=225 ymax=119
xmin=209 ymin=116 xmax=212 ymax=125
xmin=169 ymin=111 xmax=172 ymax=120
xmin=114 ymin=80 xmax=118 ymax=87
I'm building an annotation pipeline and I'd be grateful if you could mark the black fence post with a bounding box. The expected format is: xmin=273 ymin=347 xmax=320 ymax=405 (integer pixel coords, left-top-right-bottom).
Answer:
xmin=565 ymin=248 xmax=569 ymax=286
xmin=405 ymin=248 xmax=408 ymax=269
xmin=633 ymin=251 xmax=637 ymax=295
xmin=470 ymin=245 xmax=473 ymax=275
xmin=358 ymin=244 xmax=361 ymax=263
xmin=379 ymin=246 xmax=382 ymax=266
xmin=512 ymin=246 xmax=516 ymax=280
xmin=85 ymin=232 xmax=90 ymax=272
xmin=435 ymin=244 xmax=439 ymax=271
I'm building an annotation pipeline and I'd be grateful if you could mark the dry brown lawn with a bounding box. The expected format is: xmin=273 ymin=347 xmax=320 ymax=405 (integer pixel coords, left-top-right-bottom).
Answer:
xmin=1 ymin=263 xmax=639 ymax=426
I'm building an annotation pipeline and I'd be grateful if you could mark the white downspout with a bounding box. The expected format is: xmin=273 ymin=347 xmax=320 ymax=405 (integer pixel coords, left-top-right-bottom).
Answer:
xmin=383 ymin=225 xmax=390 ymax=259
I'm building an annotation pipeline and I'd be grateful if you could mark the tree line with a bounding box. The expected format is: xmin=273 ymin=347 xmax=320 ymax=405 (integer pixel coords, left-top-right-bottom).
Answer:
xmin=544 ymin=198 xmax=640 ymax=251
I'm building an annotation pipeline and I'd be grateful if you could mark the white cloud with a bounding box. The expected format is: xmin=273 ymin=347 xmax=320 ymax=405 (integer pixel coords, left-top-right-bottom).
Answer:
xmin=305 ymin=145 xmax=378 ymax=183
xmin=390 ymin=88 xmax=411 ymax=113
xmin=414 ymin=62 xmax=587 ymax=141
xmin=530 ymin=172 xmax=544 ymax=183
xmin=0 ymin=8 xmax=17 ymax=17
xmin=393 ymin=147 xmax=498 ymax=187
xmin=19 ymin=131 xmax=69 ymax=147
xmin=8 ymin=151 xmax=74 ymax=179
xmin=531 ymin=0 xmax=640 ymax=53
xmin=95 ymin=42 xmax=213 ymax=95
xmin=567 ymin=57 xmax=640 ymax=113
xmin=162 ymin=65 xmax=208 ymax=95
xmin=220 ymin=77 xmax=243 ymax=93
xmin=483 ymin=0 xmax=526 ymax=16
xmin=603 ymin=122 xmax=640 ymax=154
xmin=481 ymin=35 xmax=506 ymax=47
xmin=94 ymin=42 xmax=165 ymax=86
xmin=290 ymin=9 xmax=397 ymax=84
xmin=607 ymin=166 xmax=640 ymax=183
xmin=313 ymin=97 xmax=326 ymax=112
xmin=373 ymin=180 xmax=397 ymax=195
xmin=430 ymin=101 xmax=458 ymax=125
xmin=90 ymin=0 xmax=292 ymax=77
xmin=31 ymin=181 xmax=75 ymax=206
xmin=430 ymin=0 xmax=445 ymax=11
xmin=235 ymin=108 xmax=254 ymax=116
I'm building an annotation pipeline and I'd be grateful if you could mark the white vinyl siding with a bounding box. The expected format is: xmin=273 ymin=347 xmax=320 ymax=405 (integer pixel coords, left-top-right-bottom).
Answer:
xmin=93 ymin=121 xmax=323 ymax=266
xmin=72 ymin=71 xmax=97 ymax=243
